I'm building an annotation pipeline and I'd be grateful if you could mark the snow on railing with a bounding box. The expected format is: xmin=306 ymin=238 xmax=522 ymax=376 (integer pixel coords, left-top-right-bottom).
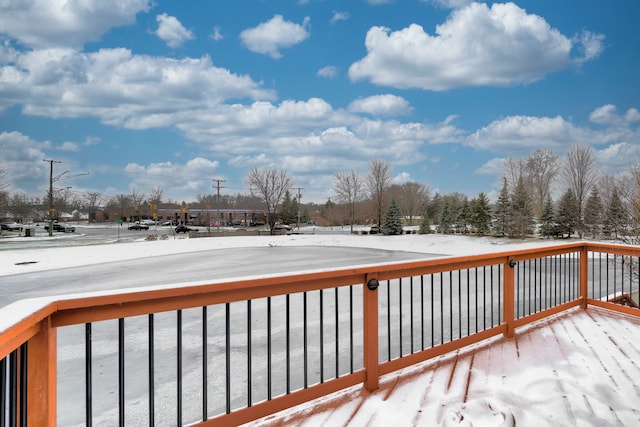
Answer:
xmin=1 ymin=242 xmax=639 ymax=426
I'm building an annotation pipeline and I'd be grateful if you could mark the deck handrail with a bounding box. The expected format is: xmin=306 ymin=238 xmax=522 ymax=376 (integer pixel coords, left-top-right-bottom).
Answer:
xmin=1 ymin=241 xmax=639 ymax=426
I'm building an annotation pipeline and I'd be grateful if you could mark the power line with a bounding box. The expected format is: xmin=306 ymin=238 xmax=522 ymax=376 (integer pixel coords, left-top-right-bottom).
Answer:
xmin=212 ymin=179 xmax=226 ymax=231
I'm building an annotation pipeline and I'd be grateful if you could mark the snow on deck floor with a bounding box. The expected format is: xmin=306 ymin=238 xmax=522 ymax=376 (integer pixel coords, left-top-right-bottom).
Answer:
xmin=248 ymin=307 xmax=640 ymax=426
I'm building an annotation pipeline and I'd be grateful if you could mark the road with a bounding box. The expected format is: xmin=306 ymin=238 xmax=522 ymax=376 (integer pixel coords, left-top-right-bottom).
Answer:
xmin=0 ymin=245 xmax=435 ymax=308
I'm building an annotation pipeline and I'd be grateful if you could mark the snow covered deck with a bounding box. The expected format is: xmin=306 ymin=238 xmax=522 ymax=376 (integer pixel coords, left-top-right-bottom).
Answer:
xmin=250 ymin=306 xmax=640 ymax=426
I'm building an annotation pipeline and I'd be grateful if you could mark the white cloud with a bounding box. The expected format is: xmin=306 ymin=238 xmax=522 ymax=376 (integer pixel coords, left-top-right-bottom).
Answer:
xmin=58 ymin=141 xmax=80 ymax=152
xmin=155 ymin=14 xmax=195 ymax=48
xmin=589 ymin=104 xmax=640 ymax=126
xmin=330 ymin=11 xmax=349 ymax=24
xmin=475 ymin=157 xmax=505 ymax=176
xmin=348 ymin=94 xmax=413 ymax=117
xmin=210 ymin=26 xmax=224 ymax=41
xmin=317 ymin=66 xmax=338 ymax=78
xmin=392 ymin=171 xmax=412 ymax=184
xmin=0 ymin=0 xmax=151 ymax=49
xmin=0 ymin=48 xmax=275 ymax=125
xmin=596 ymin=143 xmax=640 ymax=170
xmin=240 ymin=15 xmax=310 ymax=59
xmin=0 ymin=131 xmax=51 ymax=192
xmin=349 ymin=3 xmax=602 ymax=90
xmin=466 ymin=115 xmax=592 ymax=153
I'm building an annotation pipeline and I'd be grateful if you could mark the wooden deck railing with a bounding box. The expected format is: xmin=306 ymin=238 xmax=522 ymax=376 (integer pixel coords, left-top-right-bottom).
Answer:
xmin=1 ymin=242 xmax=639 ymax=426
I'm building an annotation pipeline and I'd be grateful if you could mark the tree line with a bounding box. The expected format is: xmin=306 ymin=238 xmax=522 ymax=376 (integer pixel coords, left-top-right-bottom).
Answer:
xmin=1 ymin=144 xmax=639 ymax=241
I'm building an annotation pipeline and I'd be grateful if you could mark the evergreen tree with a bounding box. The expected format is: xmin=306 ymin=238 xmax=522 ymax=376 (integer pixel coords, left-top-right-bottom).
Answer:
xmin=279 ymin=191 xmax=296 ymax=224
xmin=583 ymin=187 xmax=604 ymax=239
xmin=493 ymin=178 xmax=511 ymax=237
xmin=470 ymin=192 xmax=492 ymax=236
xmin=539 ymin=193 xmax=557 ymax=238
xmin=604 ymin=188 xmax=627 ymax=240
xmin=301 ymin=208 xmax=310 ymax=224
xmin=437 ymin=201 xmax=453 ymax=234
xmin=456 ymin=198 xmax=471 ymax=234
xmin=510 ymin=177 xmax=534 ymax=238
xmin=382 ymin=200 xmax=403 ymax=235
xmin=555 ymin=189 xmax=579 ymax=238
xmin=419 ymin=209 xmax=432 ymax=234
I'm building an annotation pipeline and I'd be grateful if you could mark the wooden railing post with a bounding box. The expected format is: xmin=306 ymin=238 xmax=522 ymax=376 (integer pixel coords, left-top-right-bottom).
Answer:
xmin=363 ymin=274 xmax=379 ymax=392
xmin=27 ymin=316 xmax=57 ymax=426
xmin=580 ymin=245 xmax=589 ymax=309
xmin=503 ymin=258 xmax=515 ymax=338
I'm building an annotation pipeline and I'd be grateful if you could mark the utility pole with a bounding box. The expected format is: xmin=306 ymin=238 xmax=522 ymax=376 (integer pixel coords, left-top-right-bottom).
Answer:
xmin=43 ymin=159 xmax=62 ymax=237
xmin=294 ymin=187 xmax=303 ymax=231
xmin=212 ymin=179 xmax=226 ymax=232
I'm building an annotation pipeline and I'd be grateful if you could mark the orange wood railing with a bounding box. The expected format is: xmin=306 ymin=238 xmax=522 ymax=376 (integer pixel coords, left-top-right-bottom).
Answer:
xmin=1 ymin=241 xmax=639 ymax=426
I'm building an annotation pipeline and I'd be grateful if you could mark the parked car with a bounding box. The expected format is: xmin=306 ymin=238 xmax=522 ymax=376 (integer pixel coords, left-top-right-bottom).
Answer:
xmin=273 ymin=224 xmax=292 ymax=234
xmin=128 ymin=223 xmax=149 ymax=230
xmin=369 ymin=224 xmax=380 ymax=234
xmin=1 ymin=222 xmax=22 ymax=231
xmin=44 ymin=223 xmax=75 ymax=232
xmin=175 ymin=224 xmax=193 ymax=233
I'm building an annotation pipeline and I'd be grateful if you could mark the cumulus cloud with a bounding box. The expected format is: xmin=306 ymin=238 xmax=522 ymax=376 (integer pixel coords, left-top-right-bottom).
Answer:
xmin=124 ymin=157 xmax=220 ymax=195
xmin=0 ymin=48 xmax=275 ymax=125
xmin=589 ymin=104 xmax=640 ymax=126
xmin=155 ymin=14 xmax=195 ymax=48
xmin=348 ymin=94 xmax=413 ymax=117
xmin=0 ymin=0 xmax=151 ymax=49
xmin=0 ymin=131 xmax=52 ymax=192
xmin=317 ymin=66 xmax=338 ymax=78
xmin=240 ymin=15 xmax=310 ymax=59
xmin=466 ymin=115 xmax=592 ymax=153
xmin=349 ymin=2 xmax=603 ymax=90
xmin=422 ymin=0 xmax=472 ymax=8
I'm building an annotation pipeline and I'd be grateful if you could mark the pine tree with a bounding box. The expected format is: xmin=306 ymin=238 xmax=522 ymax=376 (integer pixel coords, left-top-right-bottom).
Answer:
xmin=539 ymin=194 xmax=557 ymax=238
xmin=583 ymin=187 xmax=604 ymax=239
xmin=456 ymin=198 xmax=471 ymax=234
xmin=437 ymin=201 xmax=453 ymax=234
xmin=510 ymin=177 xmax=534 ymax=238
xmin=279 ymin=191 xmax=296 ymax=224
xmin=470 ymin=192 xmax=492 ymax=236
xmin=382 ymin=200 xmax=404 ymax=235
xmin=604 ymin=188 xmax=627 ymax=240
xmin=419 ymin=210 xmax=432 ymax=234
xmin=493 ymin=178 xmax=511 ymax=237
xmin=555 ymin=189 xmax=579 ymax=238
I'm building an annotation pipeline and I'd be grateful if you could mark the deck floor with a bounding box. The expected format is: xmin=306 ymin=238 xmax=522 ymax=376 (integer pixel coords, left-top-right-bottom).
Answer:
xmin=248 ymin=307 xmax=640 ymax=426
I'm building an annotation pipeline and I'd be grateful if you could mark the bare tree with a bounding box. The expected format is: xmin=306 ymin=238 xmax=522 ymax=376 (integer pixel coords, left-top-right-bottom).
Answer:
xmin=366 ymin=160 xmax=392 ymax=227
xmin=396 ymin=181 xmax=429 ymax=225
xmin=525 ymin=149 xmax=558 ymax=218
xmin=245 ymin=166 xmax=293 ymax=234
xmin=503 ymin=156 xmax=528 ymax=192
xmin=83 ymin=192 xmax=104 ymax=222
xmin=148 ymin=187 xmax=163 ymax=205
xmin=561 ymin=144 xmax=600 ymax=237
xmin=334 ymin=170 xmax=363 ymax=233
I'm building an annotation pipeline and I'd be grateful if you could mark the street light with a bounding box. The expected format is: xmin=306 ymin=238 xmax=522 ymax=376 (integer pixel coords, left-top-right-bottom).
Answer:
xmin=43 ymin=159 xmax=88 ymax=236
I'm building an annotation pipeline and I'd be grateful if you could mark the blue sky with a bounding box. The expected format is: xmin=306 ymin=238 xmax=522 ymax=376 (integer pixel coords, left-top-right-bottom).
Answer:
xmin=1 ymin=0 xmax=639 ymax=204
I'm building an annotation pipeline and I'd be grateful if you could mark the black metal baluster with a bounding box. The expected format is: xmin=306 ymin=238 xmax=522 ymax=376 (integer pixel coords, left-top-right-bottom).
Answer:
xmin=267 ymin=297 xmax=272 ymax=400
xmin=225 ymin=303 xmax=231 ymax=413
xmin=319 ymin=290 xmax=324 ymax=383
xmin=9 ymin=351 xmax=16 ymax=427
xmin=440 ymin=272 xmax=444 ymax=345
xmin=177 ymin=310 xmax=182 ymax=426
xmin=148 ymin=314 xmax=155 ymax=426
xmin=475 ymin=268 xmax=479 ymax=331
xmin=482 ymin=267 xmax=486 ymax=330
xmin=606 ymin=253 xmax=610 ymax=301
xmin=19 ymin=344 xmax=26 ymax=427
xmin=1 ymin=356 xmax=6 ymax=427
xmin=247 ymin=300 xmax=252 ymax=406
xmin=466 ymin=269 xmax=470 ymax=335
xmin=399 ymin=278 xmax=403 ymax=357
xmin=449 ymin=271 xmax=453 ymax=340
xmin=420 ymin=275 xmax=425 ymax=350
xmin=202 ymin=307 xmax=207 ymax=421
xmin=334 ymin=287 xmax=339 ymax=378
xmin=528 ymin=260 xmax=532 ymax=315
xmin=458 ymin=271 xmax=462 ymax=339
xmin=118 ymin=318 xmax=125 ymax=427
xmin=286 ymin=295 xmax=290 ymax=394
xmin=534 ymin=258 xmax=538 ymax=313
xmin=303 ymin=292 xmax=308 ymax=388
xmin=85 ymin=323 xmax=92 ymax=427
